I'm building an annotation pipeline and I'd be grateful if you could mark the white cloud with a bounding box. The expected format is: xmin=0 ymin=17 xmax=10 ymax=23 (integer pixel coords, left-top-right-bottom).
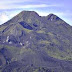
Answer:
xmin=0 ymin=13 xmax=9 ymax=24
xmin=0 ymin=4 xmax=59 ymax=10
xmin=0 ymin=0 xmax=34 ymax=4
xmin=0 ymin=0 xmax=62 ymax=10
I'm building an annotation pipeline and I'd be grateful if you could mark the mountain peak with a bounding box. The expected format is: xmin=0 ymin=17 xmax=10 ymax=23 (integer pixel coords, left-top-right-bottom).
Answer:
xmin=47 ymin=13 xmax=61 ymax=21
xmin=21 ymin=10 xmax=38 ymax=14
xmin=18 ymin=10 xmax=39 ymax=17
xmin=3 ymin=11 xmax=40 ymax=25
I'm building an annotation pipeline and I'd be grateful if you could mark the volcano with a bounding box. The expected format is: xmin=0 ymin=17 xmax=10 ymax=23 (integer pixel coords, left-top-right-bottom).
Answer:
xmin=0 ymin=11 xmax=72 ymax=72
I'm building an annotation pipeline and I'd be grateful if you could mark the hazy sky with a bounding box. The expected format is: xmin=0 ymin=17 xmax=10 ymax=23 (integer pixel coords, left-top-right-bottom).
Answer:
xmin=0 ymin=0 xmax=72 ymax=25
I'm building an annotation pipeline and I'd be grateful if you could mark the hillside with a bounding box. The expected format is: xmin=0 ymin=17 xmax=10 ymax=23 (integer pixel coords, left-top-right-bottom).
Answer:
xmin=0 ymin=11 xmax=72 ymax=72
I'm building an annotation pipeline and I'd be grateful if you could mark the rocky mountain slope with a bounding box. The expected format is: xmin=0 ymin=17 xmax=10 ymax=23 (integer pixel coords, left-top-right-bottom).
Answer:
xmin=0 ymin=11 xmax=72 ymax=72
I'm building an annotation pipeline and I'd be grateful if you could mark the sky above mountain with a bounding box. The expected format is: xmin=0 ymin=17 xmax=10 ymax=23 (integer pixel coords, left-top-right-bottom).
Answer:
xmin=0 ymin=0 xmax=72 ymax=25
